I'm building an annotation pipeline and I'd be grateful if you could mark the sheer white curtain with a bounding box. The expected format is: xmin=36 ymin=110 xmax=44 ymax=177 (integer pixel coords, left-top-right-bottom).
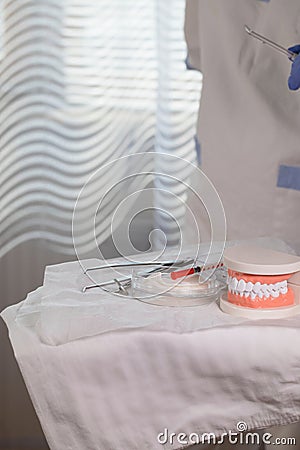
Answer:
xmin=0 ymin=7 xmax=201 ymax=444
xmin=0 ymin=0 xmax=202 ymax=258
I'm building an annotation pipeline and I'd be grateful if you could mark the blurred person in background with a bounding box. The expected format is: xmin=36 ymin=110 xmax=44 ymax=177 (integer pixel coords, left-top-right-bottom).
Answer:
xmin=184 ymin=0 xmax=300 ymax=255
xmin=184 ymin=1 xmax=300 ymax=449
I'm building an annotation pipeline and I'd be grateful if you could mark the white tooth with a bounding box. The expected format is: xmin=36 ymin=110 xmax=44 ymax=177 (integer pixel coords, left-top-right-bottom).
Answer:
xmin=280 ymin=286 xmax=288 ymax=295
xmin=275 ymin=282 xmax=281 ymax=290
xmin=231 ymin=278 xmax=238 ymax=290
xmin=265 ymin=291 xmax=270 ymax=298
xmin=237 ymin=279 xmax=246 ymax=292
xmin=245 ymin=282 xmax=253 ymax=291
xmin=240 ymin=292 xmax=244 ymax=297
xmin=251 ymin=292 xmax=256 ymax=300
xmin=253 ymin=282 xmax=261 ymax=294
xmin=261 ymin=284 xmax=268 ymax=294
xmin=258 ymin=291 xmax=263 ymax=298
xmin=269 ymin=284 xmax=275 ymax=291
xmin=244 ymin=292 xmax=250 ymax=298
xmin=271 ymin=290 xmax=280 ymax=298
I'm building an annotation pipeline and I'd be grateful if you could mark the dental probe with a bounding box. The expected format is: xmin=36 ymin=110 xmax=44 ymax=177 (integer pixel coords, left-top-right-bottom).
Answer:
xmin=244 ymin=25 xmax=297 ymax=61
xmin=84 ymin=259 xmax=193 ymax=274
xmin=82 ymin=260 xmax=193 ymax=292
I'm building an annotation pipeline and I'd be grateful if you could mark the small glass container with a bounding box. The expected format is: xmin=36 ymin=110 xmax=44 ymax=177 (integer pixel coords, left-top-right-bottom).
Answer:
xmin=131 ymin=269 xmax=223 ymax=307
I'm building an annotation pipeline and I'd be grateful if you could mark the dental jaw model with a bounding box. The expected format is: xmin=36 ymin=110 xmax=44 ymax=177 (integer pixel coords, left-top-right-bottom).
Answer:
xmin=227 ymin=271 xmax=293 ymax=308
xmin=220 ymin=246 xmax=300 ymax=319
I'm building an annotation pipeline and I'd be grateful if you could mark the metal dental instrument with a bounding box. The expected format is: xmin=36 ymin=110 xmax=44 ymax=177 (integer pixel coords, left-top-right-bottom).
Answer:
xmin=113 ymin=278 xmax=129 ymax=295
xmin=244 ymin=25 xmax=298 ymax=61
xmin=84 ymin=260 xmax=184 ymax=274
xmin=83 ymin=276 xmax=131 ymax=293
xmin=82 ymin=266 xmax=168 ymax=293
xmin=82 ymin=259 xmax=194 ymax=293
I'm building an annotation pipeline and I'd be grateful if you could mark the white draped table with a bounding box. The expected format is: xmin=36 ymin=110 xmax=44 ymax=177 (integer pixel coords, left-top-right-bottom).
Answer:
xmin=2 ymin=243 xmax=300 ymax=450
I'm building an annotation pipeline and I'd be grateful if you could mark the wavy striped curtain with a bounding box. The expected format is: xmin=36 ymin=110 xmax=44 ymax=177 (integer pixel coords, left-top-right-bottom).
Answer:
xmin=0 ymin=0 xmax=201 ymax=258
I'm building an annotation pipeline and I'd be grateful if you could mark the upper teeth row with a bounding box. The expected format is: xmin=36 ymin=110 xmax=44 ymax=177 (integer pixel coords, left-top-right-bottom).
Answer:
xmin=227 ymin=276 xmax=288 ymax=298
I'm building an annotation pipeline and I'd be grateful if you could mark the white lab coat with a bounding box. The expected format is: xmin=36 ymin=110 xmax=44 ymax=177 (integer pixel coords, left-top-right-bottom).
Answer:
xmin=184 ymin=0 xmax=300 ymax=253
xmin=184 ymin=1 xmax=300 ymax=449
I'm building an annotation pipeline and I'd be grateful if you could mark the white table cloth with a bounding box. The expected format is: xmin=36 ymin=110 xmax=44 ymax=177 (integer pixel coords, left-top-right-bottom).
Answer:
xmin=2 ymin=240 xmax=300 ymax=450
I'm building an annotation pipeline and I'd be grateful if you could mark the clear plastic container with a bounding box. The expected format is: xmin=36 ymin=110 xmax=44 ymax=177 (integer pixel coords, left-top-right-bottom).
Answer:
xmin=131 ymin=269 xmax=224 ymax=307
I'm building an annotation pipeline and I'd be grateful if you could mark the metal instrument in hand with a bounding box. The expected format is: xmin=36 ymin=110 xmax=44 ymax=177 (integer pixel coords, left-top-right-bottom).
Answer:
xmin=245 ymin=25 xmax=297 ymax=61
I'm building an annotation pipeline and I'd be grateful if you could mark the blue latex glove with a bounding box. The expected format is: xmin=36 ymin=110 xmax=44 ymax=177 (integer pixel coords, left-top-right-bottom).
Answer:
xmin=288 ymin=45 xmax=300 ymax=90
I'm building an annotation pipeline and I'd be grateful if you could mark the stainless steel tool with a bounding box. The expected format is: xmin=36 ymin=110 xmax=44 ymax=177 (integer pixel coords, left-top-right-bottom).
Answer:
xmin=84 ymin=260 xmax=184 ymax=274
xmin=82 ymin=258 xmax=194 ymax=293
xmin=245 ymin=25 xmax=297 ymax=61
